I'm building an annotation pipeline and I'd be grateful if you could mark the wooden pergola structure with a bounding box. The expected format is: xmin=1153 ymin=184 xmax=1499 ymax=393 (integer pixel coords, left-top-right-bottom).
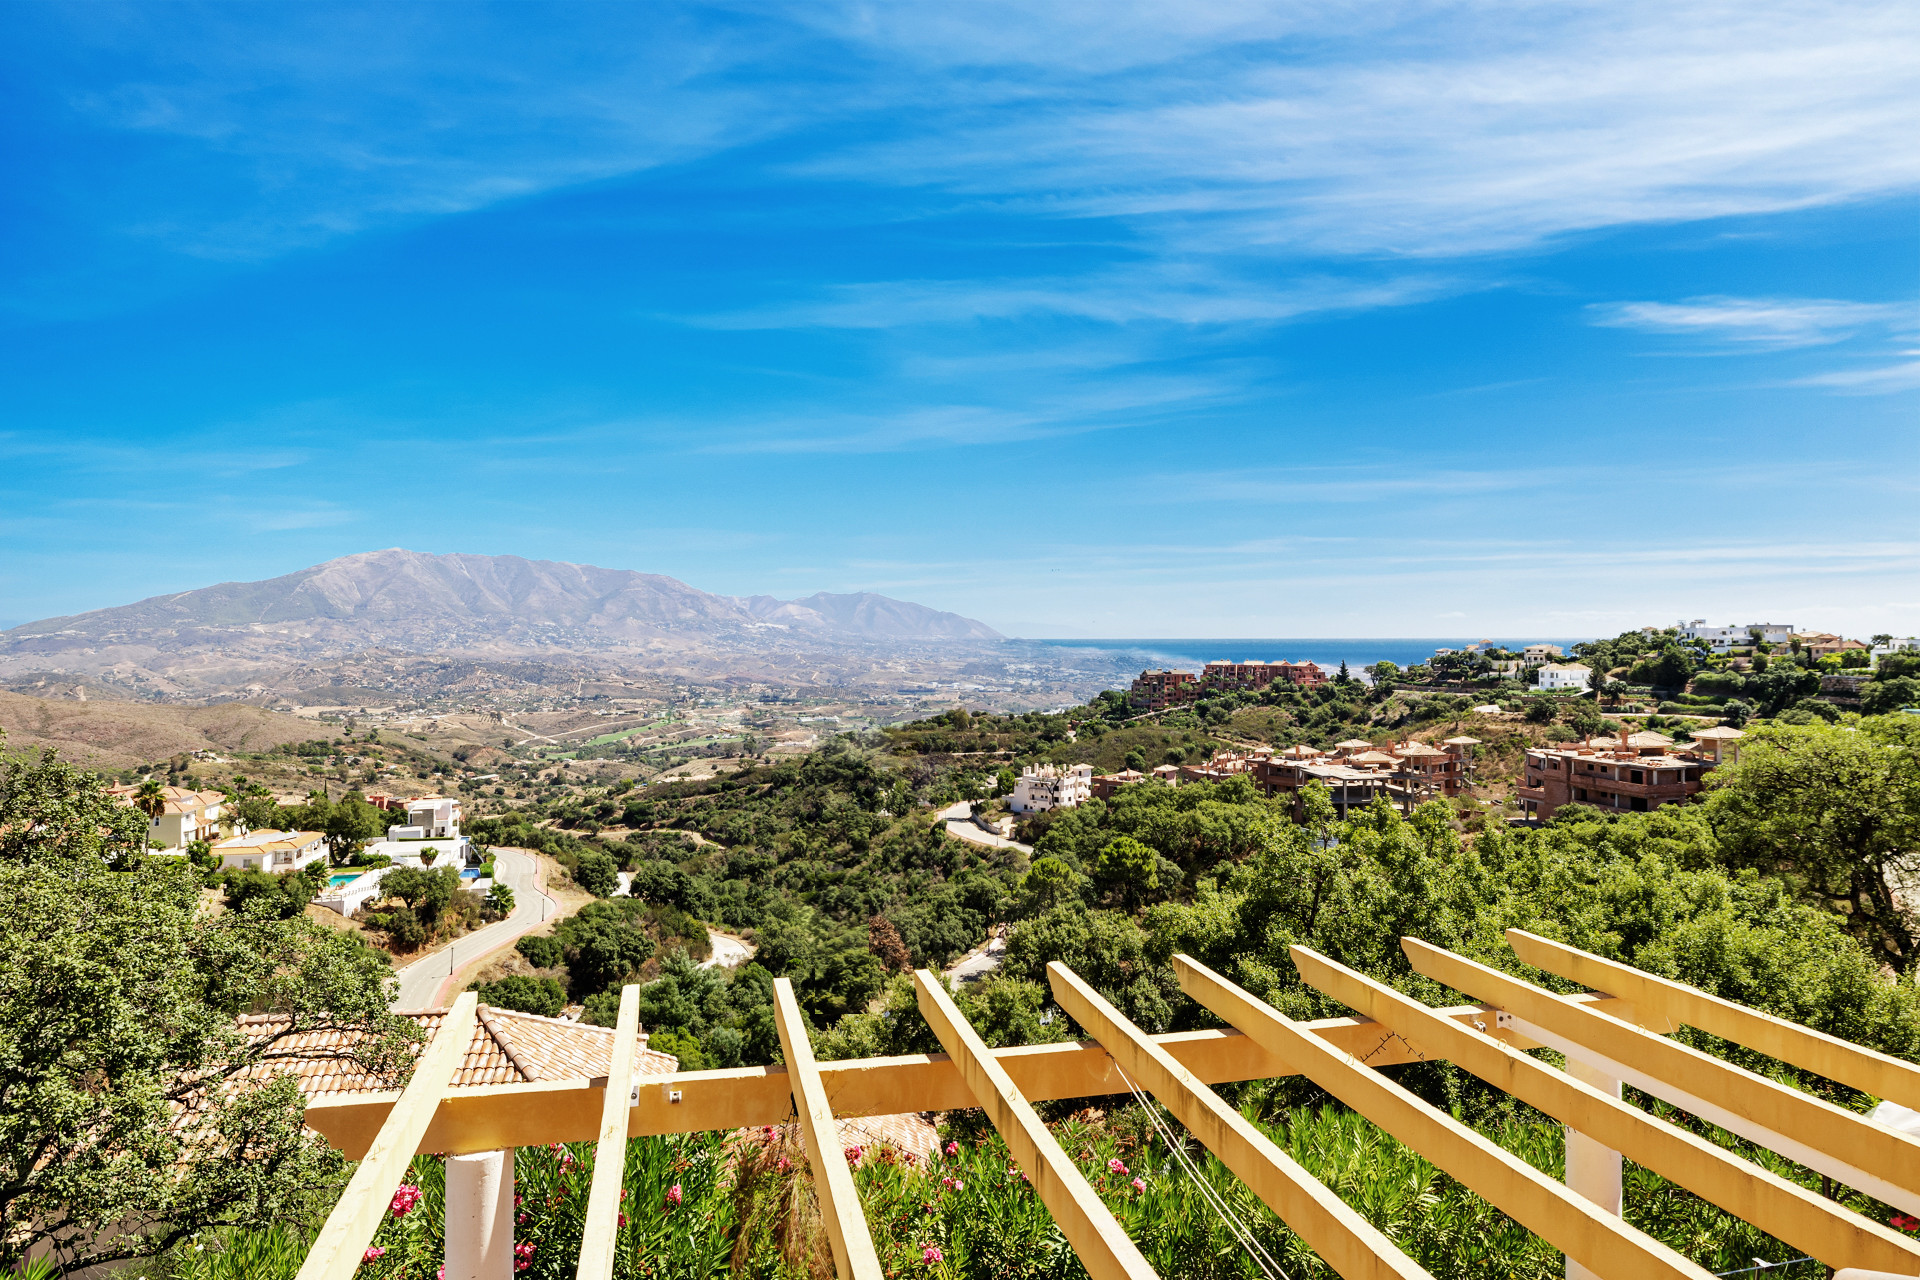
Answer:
xmin=293 ymin=930 xmax=1920 ymax=1280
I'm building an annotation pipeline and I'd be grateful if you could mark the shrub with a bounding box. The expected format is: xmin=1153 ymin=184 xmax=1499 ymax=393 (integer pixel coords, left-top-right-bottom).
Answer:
xmin=1862 ymin=677 xmax=1920 ymax=716
xmin=483 ymin=881 xmax=516 ymax=919
xmin=516 ymin=934 xmax=564 ymax=969
xmin=574 ymin=850 xmax=619 ymax=898
xmin=221 ymin=868 xmax=315 ymax=919
xmin=471 ymin=975 xmax=566 ymax=1018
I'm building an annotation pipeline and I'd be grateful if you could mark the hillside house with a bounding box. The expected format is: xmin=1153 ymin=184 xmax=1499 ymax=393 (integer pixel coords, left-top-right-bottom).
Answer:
xmin=107 ymin=784 xmax=224 ymax=853
xmin=1537 ymin=662 xmax=1592 ymax=692
xmin=1127 ymin=669 xmax=1198 ymax=710
xmin=1009 ymin=763 xmax=1094 ymax=813
xmin=213 ymin=828 xmax=329 ymax=873
xmin=1516 ymin=729 xmax=1743 ymax=820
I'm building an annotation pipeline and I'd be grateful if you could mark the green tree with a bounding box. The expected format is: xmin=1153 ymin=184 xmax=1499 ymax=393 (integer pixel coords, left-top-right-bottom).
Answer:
xmin=1862 ymin=677 xmax=1920 ymax=716
xmin=1093 ymin=836 xmax=1159 ymax=910
xmin=382 ymin=865 xmax=461 ymax=925
xmin=1705 ymin=724 xmax=1920 ymax=972
xmin=1022 ymin=856 xmax=1085 ymax=910
xmin=557 ymin=900 xmax=658 ymax=995
xmin=320 ymin=792 xmax=388 ymax=866
xmin=1562 ymin=701 xmax=1607 ymax=738
xmin=232 ymin=791 xmax=285 ymax=834
xmin=0 ymin=739 xmax=409 ymax=1273
xmin=221 ymin=867 xmax=318 ymax=919
xmin=574 ymin=850 xmax=619 ymax=898
xmin=1524 ymin=698 xmax=1557 ymax=725
xmin=132 ymin=777 xmax=167 ymax=824
xmin=483 ymin=880 xmax=516 ymax=918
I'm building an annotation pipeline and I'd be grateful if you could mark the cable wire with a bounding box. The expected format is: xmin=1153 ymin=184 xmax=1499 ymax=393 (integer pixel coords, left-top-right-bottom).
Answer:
xmin=1110 ymin=1058 xmax=1293 ymax=1280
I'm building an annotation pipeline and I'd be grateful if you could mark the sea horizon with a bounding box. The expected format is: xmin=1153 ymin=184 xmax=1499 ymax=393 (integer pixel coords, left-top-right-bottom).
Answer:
xmin=1023 ymin=636 xmax=1590 ymax=674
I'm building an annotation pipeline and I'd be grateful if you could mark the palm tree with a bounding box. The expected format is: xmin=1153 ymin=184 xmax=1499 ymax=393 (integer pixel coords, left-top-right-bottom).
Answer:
xmin=133 ymin=778 xmax=167 ymax=823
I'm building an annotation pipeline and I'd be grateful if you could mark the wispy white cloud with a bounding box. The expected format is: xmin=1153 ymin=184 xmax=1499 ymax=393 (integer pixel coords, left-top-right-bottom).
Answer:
xmin=1589 ymin=296 xmax=1907 ymax=349
xmin=799 ymin=1 xmax=1920 ymax=258
xmin=1792 ymin=356 xmax=1920 ymax=393
xmin=696 ymin=268 xmax=1458 ymax=330
xmin=31 ymin=0 xmax=1920 ymax=268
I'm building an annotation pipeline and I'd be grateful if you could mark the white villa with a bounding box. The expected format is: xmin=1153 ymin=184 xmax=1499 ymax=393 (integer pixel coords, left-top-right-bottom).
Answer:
xmin=1676 ymin=620 xmax=1796 ymax=654
xmin=1872 ymin=638 xmax=1919 ymax=668
xmin=108 ymin=784 xmax=224 ymax=853
xmin=1537 ymin=662 xmax=1592 ymax=692
xmin=1010 ymin=763 xmax=1094 ymax=814
xmin=361 ymin=794 xmax=473 ymax=867
xmin=213 ymin=828 xmax=329 ymax=873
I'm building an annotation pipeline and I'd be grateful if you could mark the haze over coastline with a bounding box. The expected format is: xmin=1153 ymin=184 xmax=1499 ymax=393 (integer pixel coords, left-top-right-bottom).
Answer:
xmin=1028 ymin=638 xmax=1590 ymax=676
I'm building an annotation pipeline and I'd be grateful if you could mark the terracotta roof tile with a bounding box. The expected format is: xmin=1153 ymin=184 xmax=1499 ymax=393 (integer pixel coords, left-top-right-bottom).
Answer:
xmin=236 ymin=1005 xmax=679 ymax=1096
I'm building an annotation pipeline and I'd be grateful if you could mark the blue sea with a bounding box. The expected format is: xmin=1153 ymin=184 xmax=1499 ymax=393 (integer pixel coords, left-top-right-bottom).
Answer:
xmin=1027 ymin=637 xmax=1590 ymax=675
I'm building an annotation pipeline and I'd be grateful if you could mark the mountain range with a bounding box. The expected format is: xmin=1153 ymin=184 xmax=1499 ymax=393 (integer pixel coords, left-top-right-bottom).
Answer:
xmin=5 ymin=550 xmax=1000 ymax=645
xmin=0 ymin=550 xmax=1010 ymax=702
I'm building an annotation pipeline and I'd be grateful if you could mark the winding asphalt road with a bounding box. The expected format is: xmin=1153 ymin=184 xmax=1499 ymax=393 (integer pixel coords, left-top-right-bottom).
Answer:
xmin=391 ymin=847 xmax=559 ymax=1010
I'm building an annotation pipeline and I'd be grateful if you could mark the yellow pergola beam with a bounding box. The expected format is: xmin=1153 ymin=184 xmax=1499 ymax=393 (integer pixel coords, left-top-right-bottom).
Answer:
xmin=302 ymin=996 xmax=1638 ymax=1160
xmin=1046 ymin=962 xmax=1431 ymax=1280
xmin=1290 ymin=945 xmax=1920 ymax=1276
xmin=1403 ymin=937 xmax=1920 ymax=1214
xmin=773 ymin=978 xmax=884 ymax=1280
xmin=296 ymin=992 xmax=479 ymax=1280
xmin=576 ymin=985 xmax=640 ymax=1280
xmin=1173 ymin=955 xmax=1713 ymax=1280
xmin=914 ymin=970 xmax=1159 ymax=1280
xmin=1507 ymin=928 xmax=1920 ymax=1113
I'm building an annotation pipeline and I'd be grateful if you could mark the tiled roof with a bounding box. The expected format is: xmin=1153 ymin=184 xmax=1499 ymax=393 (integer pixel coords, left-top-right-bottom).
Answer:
xmin=109 ymin=785 xmax=223 ymax=816
xmin=236 ymin=1005 xmax=680 ymax=1095
xmin=214 ymin=829 xmax=326 ymax=855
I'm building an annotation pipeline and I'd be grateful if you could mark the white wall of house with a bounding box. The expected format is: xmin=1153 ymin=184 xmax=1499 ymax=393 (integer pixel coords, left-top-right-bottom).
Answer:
xmin=1009 ymin=763 xmax=1094 ymax=813
xmin=1537 ymin=663 xmax=1592 ymax=692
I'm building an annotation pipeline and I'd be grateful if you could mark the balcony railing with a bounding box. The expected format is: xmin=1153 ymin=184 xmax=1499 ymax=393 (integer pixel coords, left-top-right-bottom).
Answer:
xmin=293 ymin=934 xmax=1920 ymax=1280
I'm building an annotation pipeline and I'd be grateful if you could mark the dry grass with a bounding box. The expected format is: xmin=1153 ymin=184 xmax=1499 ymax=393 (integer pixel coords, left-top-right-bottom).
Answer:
xmin=0 ymin=690 xmax=314 ymax=767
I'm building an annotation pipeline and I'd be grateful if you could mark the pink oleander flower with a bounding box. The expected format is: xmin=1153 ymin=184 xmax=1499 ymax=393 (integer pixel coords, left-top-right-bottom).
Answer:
xmin=389 ymin=1184 xmax=422 ymax=1217
xmin=1107 ymin=1158 xmax=1128 ymax=1175
xmin=665 ymin=1183 xmax=683 ymax=1208
xmin=362 ymin=1246 xmax=386 ymax=1263
xmin=1895 ymin=1213 xmax=1920 ymax=1233
xmin=943 ymin=1141 xmax=959 ymax=1157
xmin=619 ymin=1213 xmax=627 ymax=1228
xmin=776 ymin=1155 xmax=792 ymax=1173
xmin=514 ymin=1240 xmax=536 ymax=1272
xmin=437 ymin=1269 xmax=445 ymax=1279
xmin=1131 ymin=1177 xmax=1147 ymax=1194
xmin=922 ymin=1245 xmax=945 ymax=1264
xmin=845 ymin=1144 xmax=864 ymax=1164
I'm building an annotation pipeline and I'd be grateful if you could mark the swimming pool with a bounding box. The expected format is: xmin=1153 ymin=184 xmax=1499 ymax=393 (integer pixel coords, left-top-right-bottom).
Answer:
xmin=327 ymin=873 xmax=364 ymax=888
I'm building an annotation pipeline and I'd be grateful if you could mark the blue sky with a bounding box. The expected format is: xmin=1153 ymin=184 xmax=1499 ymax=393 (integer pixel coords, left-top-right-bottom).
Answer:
xmin=2 ymin=2 xmax=1916 ymax=638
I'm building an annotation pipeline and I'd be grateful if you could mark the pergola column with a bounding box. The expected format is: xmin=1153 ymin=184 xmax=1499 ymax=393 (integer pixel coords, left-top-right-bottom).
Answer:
xmin=1562 ymin=1055 xmax=1623 ymax=1280
xmin=444 ymin=1149 xmax=515 ymax=1280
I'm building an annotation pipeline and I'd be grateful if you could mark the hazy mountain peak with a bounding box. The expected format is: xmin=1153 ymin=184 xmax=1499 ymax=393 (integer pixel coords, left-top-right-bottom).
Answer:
xmin=3 ymin=550 xmax=1002 ymax=646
